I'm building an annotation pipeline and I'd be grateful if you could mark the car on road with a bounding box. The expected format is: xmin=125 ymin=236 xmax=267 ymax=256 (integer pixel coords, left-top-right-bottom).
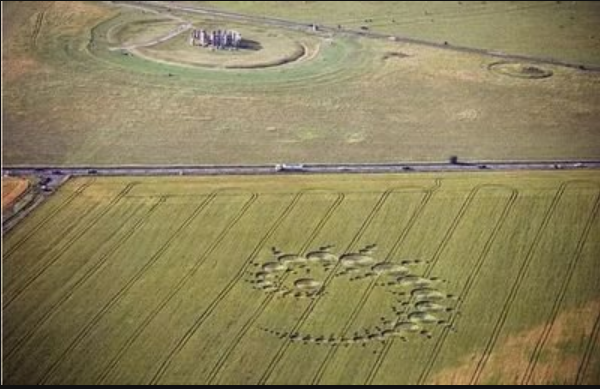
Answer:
xmin=275 ymin=164 xmax=306 ymax=172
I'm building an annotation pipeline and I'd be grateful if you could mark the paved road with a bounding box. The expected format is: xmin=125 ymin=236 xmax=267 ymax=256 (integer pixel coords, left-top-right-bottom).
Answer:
xmin=4 ymin=161 xmax=600 ymax=178
xmin=115 ymin=1 xmax=600 ymax=72
xmin=3 ymin=161 xmax=598 ymax=234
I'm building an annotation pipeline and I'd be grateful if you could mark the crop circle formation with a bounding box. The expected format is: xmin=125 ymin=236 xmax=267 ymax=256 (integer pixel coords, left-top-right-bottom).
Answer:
xmin=247 ymin=245 xmax=459 ymax=347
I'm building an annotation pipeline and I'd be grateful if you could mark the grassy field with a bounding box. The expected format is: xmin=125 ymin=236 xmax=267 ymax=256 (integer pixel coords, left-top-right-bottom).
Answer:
xmin=2 ymin=1 xmax=600 ymax=166
xmin=3 ymin=171 xmax=600 ymax=385
xmin=195 ymin=1 xmax=600 ymax=66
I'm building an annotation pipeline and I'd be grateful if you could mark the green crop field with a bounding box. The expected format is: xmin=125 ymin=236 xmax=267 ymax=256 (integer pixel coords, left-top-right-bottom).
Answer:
xmin=3 ymin=171 xmax=600 ymax=385
xmin=3 ymin=1 xmax=600 ymax=166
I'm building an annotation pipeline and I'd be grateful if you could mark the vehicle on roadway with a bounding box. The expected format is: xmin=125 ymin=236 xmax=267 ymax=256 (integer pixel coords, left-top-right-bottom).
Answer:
xmin=275 ymin=164 xmax=306 ymax=172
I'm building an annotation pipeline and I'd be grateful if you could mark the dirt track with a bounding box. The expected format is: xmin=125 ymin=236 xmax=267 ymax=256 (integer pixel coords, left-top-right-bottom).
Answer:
xmin=109 ymin=22 xmax=192 ymax=51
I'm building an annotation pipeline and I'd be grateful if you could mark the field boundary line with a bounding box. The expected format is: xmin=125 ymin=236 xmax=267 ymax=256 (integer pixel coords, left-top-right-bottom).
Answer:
xmin=31 ymin=12 xmax=44 ymax=46
xmin=576 ymin=310 xmax=600 ymax=385
xmin=97 ymin=192 xmax=259 ymax=384
xmin=417 ymin=187 xmax=519 ymax=384
xmin=469 ymin=182 xmax=572 ymax=384
xmin=3 ymin=197 xmax=167 ymax=361
xmin=31 ymin=3 xmax=53 ymax=48
xmin=311 ymin=181 xmax=442 ymax=385
xmin=205 ymin=192 xmax=347 ymax=384
xmin=4 ymin=178 xmax=95 ymax=257
xmin=6 ymin=198 xmax=104 ymax=259
xmin=522 ymin=185 xmax=600 ymax=384
xmin=148 ymin=191 xmax=307 ymax=384
xmin=3 ymin=181 xmax=135 ymax=309
xmin=5 ymin=199 xmax=105 ymax=276
xmin=364 ymin=184 xmax=494 ymax=385
xmin=38 ymin=192 xmax=219 ymax=384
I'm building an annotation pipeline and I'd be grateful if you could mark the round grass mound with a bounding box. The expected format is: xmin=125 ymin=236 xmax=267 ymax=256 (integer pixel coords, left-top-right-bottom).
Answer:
xmin=488 ymin=61 xmax=554 ymax=79
xmin=87 ymin=11 xmax=371 ymax=92
xmin=110 ymin=16 xmax=318 ymax=70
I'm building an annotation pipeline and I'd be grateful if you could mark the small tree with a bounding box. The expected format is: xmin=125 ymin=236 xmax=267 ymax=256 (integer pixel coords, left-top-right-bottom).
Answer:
xmin=449 ymin=156 xmax=459 ymax=165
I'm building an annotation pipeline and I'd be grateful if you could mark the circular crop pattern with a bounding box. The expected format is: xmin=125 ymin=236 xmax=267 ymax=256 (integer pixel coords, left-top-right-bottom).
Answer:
xmin=340 ymin=253 xmax=376 ymax=268
xmin=246 ymin=245 xmax=460 ymax=347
